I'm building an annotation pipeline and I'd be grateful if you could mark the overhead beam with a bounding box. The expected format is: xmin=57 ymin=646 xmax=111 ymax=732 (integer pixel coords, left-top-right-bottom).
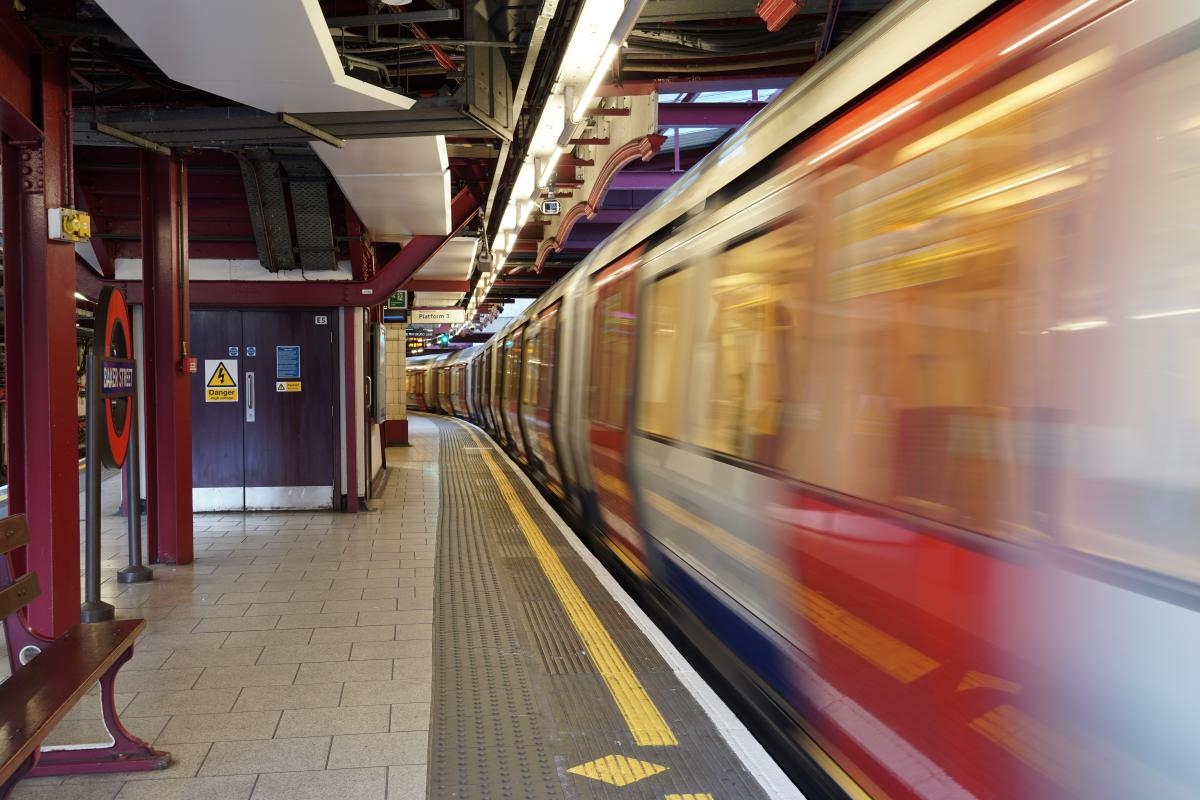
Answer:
xmin=114 ymin=187 xmax=480 ymax=308
xmin=607 ymin=172 xmax=682 ymax=190
xmin=325 ymin=10 xmax=460 ymax=27
xmin=657 ymin=102 xmax=767 ymax=127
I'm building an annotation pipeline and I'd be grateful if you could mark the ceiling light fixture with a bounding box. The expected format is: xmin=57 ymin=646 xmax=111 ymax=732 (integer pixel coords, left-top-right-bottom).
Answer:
xmin=487 ymin=0 xmax=648 ymax=271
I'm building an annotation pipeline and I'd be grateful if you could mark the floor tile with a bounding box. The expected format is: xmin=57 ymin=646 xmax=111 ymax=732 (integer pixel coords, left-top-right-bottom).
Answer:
xmin=114 ymin=775 xmax=257 ymax=800
xmin=340 ymin=679 xmax=429 ymax=707
xmin=194 ymin=663 xmax=299 ymax=689
xmin=232 ymin=683 xmax=343 ymax=712
xmin=249 ymin=767 xmax=386 ymax=800
xmin=387 ymin=764 xmax=427 ymax=800
xmin=157 ymin=710 xmax=282 ymax=744
xmin=223 ymin=629 xmax=312 ymax=648
xmin=198 ymin=736 xmax=331 ymax=777
xmin=389 ymin=703 xmax=431 ymax=732
xmin=295 ymin=659 xmax=391 ymax=685
xmin=114 ymin=668 xmax=202 ymax=693
xmin=163 ymin=647 xmax=263 ymax=669
xmin=308 ymin=625 xmax=395 ymax=644
xmin=275 ymin=705 xmax=391 ymax=739
xmin=245 ymin=601 xmax=324 ymax=617
xmin=255 ymin=643 xmax=351 ymax=665
xmin=124 ymin=688 xmax=241 ymax=718
xmin=11 ymin=783 xmax=120 ymax=800
xmin=327 ymin=732 xmax=426 ymax=769
xmin=275 ymin=612 xmax=359 ymax=629
xmin=193 ymin=616 xmax=280 ymax=633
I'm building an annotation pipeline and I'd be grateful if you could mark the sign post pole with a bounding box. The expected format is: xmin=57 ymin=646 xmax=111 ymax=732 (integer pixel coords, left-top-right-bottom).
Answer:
xmin=82 ymin=287 xmax=143 ymax=620
xmin=118 ymin=366 xmax=152 ymax=584
xmin=81 ymin=353 xmax=115 ymax=623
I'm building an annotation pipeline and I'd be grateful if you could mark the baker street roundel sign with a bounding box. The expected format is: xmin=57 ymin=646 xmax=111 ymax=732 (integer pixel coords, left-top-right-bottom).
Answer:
xmin=97 ymin=286 xmax=134 ymax=469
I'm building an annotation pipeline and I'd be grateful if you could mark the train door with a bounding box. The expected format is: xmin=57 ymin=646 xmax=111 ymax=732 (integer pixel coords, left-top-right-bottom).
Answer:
xmin=523 ymin=303 xmax=566 ymax=498
xmin=503 ymin=327 xmax=529 ymax=464
xmin=190 ymin=309 xmax=337 ymax=511
xmin=585 ymin=250 xmax=647 ymax=573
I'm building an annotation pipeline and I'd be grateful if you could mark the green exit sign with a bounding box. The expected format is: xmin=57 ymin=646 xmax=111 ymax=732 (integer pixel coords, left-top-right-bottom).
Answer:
xmin=386 ymin=292 xmax=408 ymax=310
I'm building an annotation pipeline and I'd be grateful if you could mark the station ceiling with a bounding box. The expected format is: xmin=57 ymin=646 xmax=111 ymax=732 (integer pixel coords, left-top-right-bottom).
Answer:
xmin=21 ymin=0 xmax=889 ymax=318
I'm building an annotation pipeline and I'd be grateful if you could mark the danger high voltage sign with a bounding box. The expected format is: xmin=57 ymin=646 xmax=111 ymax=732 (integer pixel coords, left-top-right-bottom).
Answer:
xmin=204 ymin=359 xmax=239 ymax=403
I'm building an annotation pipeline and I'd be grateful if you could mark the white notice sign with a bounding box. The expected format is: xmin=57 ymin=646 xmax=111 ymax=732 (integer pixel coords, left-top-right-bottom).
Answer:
xmin=411 ymin=308 xmax=466 ymax=324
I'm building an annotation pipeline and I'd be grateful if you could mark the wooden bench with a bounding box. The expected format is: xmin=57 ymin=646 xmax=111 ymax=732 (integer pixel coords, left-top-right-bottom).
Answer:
xmin=0 ymin=514 xmax=169 ymax=797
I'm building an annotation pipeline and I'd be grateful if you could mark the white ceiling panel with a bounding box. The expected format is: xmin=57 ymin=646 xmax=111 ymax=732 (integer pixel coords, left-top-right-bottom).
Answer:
xmin=95 ymin=0 xmax=415 ymax=113
xmin=415 ymin=292 xmax=465 ymax=307
xmin=315 ymin=138 xmax=451 ymax=238
xmin=415 ymin=239 xmax=478 ymax=280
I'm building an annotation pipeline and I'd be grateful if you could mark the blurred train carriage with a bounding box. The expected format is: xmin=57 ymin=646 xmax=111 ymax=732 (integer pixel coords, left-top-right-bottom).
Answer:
xmin=409 ymin=0 xmax=1200 ymax=797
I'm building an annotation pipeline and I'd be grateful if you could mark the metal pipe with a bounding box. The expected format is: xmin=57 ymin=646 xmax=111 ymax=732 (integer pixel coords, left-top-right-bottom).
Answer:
xmin=80 ymin=354 xmax=115 ymax=622
xmin=278 ymin=114 xmax=346 ymax=149
xmin=94 ymin=122 xmax=172 ymax=156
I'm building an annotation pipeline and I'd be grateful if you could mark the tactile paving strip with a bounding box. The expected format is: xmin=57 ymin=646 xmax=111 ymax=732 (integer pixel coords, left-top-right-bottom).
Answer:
xmin=428 ymin=417 xmax=776 ymax=800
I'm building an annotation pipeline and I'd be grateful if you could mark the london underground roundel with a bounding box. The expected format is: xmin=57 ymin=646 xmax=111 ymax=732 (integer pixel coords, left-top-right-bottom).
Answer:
xmin=96 ymin=287 xmax=133 ymax=469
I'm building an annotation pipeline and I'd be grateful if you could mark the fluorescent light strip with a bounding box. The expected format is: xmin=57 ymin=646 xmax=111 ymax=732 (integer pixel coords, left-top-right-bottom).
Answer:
xmin=572 ymin=43 xmax=620 ymax=123
xmin=538 ymin=146 xmax=565 ymax=188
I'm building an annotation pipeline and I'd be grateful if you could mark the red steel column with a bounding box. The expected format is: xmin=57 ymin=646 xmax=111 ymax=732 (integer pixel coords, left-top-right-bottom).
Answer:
xmin=343 ymin=309 xmax=359 ymax=512
xmin=1 ymin=50 xmax=82 ymax=636
xmin=140 ymin=151 xmax=193 ymax=563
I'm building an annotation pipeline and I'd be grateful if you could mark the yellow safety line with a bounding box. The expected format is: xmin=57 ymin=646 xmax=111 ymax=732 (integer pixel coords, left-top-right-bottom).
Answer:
xmin=463 ymin=424 xmax=678 ymax=747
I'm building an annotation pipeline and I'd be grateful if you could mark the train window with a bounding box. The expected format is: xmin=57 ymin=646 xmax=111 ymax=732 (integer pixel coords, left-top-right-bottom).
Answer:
xmin=537 ymin=306 xmax=558 ymax=411
xmin=522 ymin=325 xmax=540 ymax=408
xmin=638 ymin=269 xmax=691 ymax=441
xmin=589 ymin=257 xmax=638 ymax=430
xmin=694 ymin=218 xmax=813 ymax=467
xmin=503 ymin=332 xmax=522 ymax=412
xmin=789 ymin=36 xmax=1121 ymax=550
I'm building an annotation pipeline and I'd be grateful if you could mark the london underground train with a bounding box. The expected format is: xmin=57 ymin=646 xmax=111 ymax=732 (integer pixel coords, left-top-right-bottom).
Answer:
xmin=409 ymin=0 xmax=1200 ymax=796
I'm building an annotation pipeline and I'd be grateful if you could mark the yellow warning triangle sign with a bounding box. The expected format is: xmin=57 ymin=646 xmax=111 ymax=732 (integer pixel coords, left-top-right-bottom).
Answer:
xmin=207 ymin=362 xmax=236 ymax=388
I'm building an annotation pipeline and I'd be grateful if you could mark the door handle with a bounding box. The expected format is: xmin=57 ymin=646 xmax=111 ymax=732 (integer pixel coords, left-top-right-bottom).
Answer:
xmin=245 ymin=371 xmax=255 ymax=422
xmin=365 ymin=376 xmax=373 ymax=411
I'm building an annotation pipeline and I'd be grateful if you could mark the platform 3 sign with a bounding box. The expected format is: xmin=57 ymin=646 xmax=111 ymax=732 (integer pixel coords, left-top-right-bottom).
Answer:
xmin=204 ymin=359 xmax=239 ymax=402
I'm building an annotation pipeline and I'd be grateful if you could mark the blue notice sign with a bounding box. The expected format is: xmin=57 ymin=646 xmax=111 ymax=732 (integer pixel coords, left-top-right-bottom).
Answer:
xmin=276 ymin=346 xmax=301 ymax=380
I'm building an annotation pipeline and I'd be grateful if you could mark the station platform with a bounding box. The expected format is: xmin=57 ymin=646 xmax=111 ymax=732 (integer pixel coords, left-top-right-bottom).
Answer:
xmin=7 ymin=415 xmax=799 ymax=800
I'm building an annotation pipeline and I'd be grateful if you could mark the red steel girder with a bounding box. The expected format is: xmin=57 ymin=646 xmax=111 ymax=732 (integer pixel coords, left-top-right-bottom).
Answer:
xmin=114 ymin=187 xmax=480 ymax=307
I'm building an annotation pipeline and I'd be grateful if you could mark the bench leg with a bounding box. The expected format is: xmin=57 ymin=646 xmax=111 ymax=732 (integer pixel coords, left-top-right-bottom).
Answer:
xmin=1 ymin=753 xmax=38 ymax=800
xmin=30 ymin=647 xmax=170 ymax=777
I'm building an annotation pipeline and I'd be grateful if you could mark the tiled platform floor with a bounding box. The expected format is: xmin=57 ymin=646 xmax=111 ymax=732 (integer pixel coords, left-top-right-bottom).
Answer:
xmin=5 ymin=417 xmax=442 ymax=800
